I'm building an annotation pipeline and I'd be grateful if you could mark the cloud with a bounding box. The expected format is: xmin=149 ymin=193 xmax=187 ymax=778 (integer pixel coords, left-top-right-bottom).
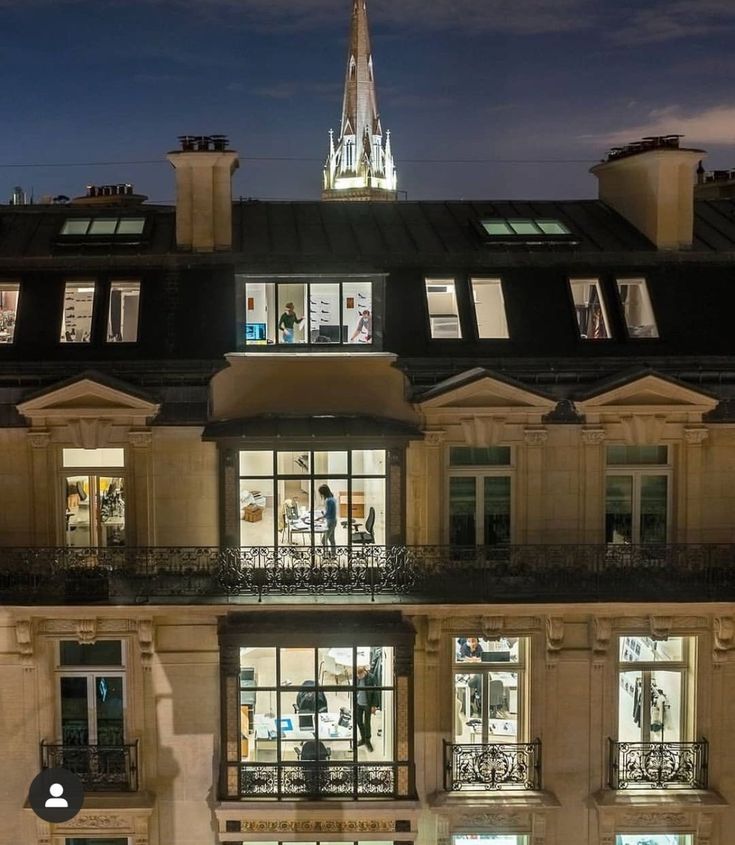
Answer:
xmin=590 ymin=105 xmax=735 ymax=147
xmin=610 ymin=0 xmax=735 ymax=44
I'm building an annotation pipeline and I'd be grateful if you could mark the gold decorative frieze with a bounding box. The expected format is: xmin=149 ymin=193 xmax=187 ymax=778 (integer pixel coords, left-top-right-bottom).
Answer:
xmin=239 ymin=820 xmax=396 ymax=833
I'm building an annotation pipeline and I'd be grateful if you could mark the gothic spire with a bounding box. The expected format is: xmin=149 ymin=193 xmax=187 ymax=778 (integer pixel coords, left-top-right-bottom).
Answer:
xmin=322 ymin=0 xmax=397 ymax=200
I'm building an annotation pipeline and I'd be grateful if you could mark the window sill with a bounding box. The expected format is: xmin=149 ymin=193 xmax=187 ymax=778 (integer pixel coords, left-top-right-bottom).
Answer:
xmin=430 ymin=789 xmax=560 ymax=809
xmin=592 ymin=787 xmax=728 ymax=808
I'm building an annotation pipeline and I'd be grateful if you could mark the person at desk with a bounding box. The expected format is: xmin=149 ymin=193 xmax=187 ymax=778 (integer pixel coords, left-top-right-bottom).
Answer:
xmin=318 ymin=484 xmax=337 ymax=552
xmin=355 ymin=665 xmax=379 ymax=751
xmin=350 ymin=309 xmax=372 ymax=343
xmin=459 ymin=637 xmax=483 ymax=661
xmin=278 ymin=302 xmax=304 ymax=343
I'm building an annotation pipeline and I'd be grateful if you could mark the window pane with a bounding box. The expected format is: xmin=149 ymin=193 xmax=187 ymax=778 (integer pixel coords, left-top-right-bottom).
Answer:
xmin=508 ymin=220 xmax=540 ymax=235
xmin=449 ymin=477 xmax=476 ymax=545
xmin=310 ymin=283 xmax=341 ymax=343
xmin=99 ymin=477 xmax=125 ymax=547
xmin=65 ymin=475 xmax=92 ymax=546
xmin=426 ymin=279 xmax=461 ymax=339
xmin=351 ymin=450 xmax=385 ymax=476
xmin=569 ymin=279 xmax=610 ymax=340
xmin=60 ymin=677 xmax=89 ymax=745
xmin=606 ymin=476 xmax=633 ymax=544
xmin=60 ymin=641 xmax=123 ymax=666
xmin=240 ymin=479 xmax=273 ymax=546
xmin=455 ymin=637 xmax=521 ymax=663
xmin=0 ymin=283 xmax=20 ymax=343
xmin=344 ymin=282 xmax=372 ymax=344
xmin=455 ymin=672 xmax=483 ymax=741
xmin=483 ymin=476 xmax=510 ymax=545
xmin=536 ymin=220 xmax=569 ymax=234
xmin=107 ymin=281 xmax=140 ymax=342
xmin=640 ymin=475 xmax=667 ymax=543
xmin=244 ymin=281 xmax=275 ymax=345
xmin=277 ymin=451 xmax=310 ymax=475
xmin=472 ymin=279 xmax=509 ymax=339
xmin=313 ymin=451 xmax=348 ymax=475
xmin=63 ymin=448 xmax=125 ymax=468
xmin=607 ymin=446 xmax=668 ymax=465
xmin=88 ymin=219 xmax=117 ymax=235
xmin=481 ymin=221 xmax=513 ymax=236
xmin=616 ymin=279 xmax=659 ymax=338
xmin=115 ymin=217 xmax=145 ymax=234
xmin=60 ymin=219 xmax=91 ymax=235
xmin=618 ymin=670 xmax=643 ymax=742
xmin=450 ymin=447 xmax=511 ymax=466
xmin=487 ymin=671 xmax=518 ymax=742
xmin=350 ymin=478 xmax=384 ymax=544
xmin=277 ymin=284 xmax=307 ymax=344
xmin=620 ymin=636 xmax=685 ymax=663
xmin=61 ymin=282 xmax=95 ymax=343
xmin=95 ymin=676 xmax=124 ymax=745
xmin=314 ymin=480 xmax=346 ymax=550
xmin=279 ymin=477 xmax=313 ymax=546
xmin=239 ymin=451 xmax=273 ymax=476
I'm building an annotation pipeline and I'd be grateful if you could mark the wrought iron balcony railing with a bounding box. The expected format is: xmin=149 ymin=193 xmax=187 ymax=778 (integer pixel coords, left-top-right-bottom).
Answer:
xmin=444 ymin=739 xmax=541 ymax=791
xmin=608 ymin=738 xmax=708 ymax=790
xmin=230 ymin=760 xmax=410 ymax=800
xmin=2 ymin=543 xmax=735 ymax=605
xmin=41 ymin=740 xmax=139 ymax=792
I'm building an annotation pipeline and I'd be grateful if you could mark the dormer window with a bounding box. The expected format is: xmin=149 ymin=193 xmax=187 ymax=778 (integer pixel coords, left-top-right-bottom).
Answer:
xmin=426 ymin=279 xmax=461 ymax=339
xmin=481 ymin=218 xmax=571 ymax=237
xmin=569 ymin=279 xmax=610 ymax=340
xmin=60 ymin=282 xmax=96 ymax=343
xmin=616 ymin=278 xmax=659 ymax=338
xmin=0 ymin=282 xmax=20 ymax=344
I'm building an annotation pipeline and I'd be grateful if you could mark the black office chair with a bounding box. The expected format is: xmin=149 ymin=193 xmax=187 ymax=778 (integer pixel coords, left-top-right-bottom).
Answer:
xmin=294 ymin=680 xmax=328 ymax=713
xmin=297 ymin=739 xmax=331 ymax=795
xmin=351 ymin=507 xmax=375 ymax=545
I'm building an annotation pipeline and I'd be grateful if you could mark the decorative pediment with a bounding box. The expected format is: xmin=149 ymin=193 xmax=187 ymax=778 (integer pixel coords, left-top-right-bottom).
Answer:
xmin=420 ymin=369 xmax=556 ymax=414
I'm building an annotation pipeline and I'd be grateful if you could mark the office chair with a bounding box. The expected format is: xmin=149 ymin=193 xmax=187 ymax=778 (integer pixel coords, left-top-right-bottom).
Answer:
xmin=294 ymin=680 xmax=328 ymax=713
xmin=351 ymin=507 xmax=375 ymax=545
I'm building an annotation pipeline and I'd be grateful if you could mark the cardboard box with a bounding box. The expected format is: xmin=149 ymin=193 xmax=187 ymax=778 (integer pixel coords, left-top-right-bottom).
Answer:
xmin=242 ymin=504 xmax=263 ymax=522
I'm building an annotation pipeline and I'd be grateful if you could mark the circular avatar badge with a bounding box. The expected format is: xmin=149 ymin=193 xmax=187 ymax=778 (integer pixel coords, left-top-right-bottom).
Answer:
xmin=28 ymin=767 xmax=84 ymax=823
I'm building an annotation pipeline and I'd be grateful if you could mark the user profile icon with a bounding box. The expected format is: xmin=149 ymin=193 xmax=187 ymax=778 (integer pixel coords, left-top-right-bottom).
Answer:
xmin=29 ymin=767 xmax=84 ymax=823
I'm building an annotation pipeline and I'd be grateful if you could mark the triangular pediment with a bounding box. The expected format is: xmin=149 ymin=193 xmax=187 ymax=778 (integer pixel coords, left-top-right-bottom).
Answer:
xmin=419 ymin=368 xmax=556 ymax=413
xmin=576 ymin=373 xmax=718 ymax=414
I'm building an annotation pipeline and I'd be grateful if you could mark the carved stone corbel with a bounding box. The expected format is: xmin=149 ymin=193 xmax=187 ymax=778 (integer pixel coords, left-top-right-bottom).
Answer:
xmin=697 ymin=812 xmax=715 ymax=845
xmin=423 ymin=430 xmax=446 ymax=447
xmin=15 ymin=618 xmax=34 ymax=666
xmin=76 ymin=618 xmax=97 ymax=644
xmin=581 ymin=427 xmax=606 ymax=445
xmin=482 ymin=615 xmax=505 ymax=640
xmin=524 ymin=427 xmax=548 ymax=446
xmin=649 ymin=616 xmax=673 ymax=641
xmin=137 ymin=618 xmax=155 ymax=670
xmin=713 ymin=616 xmax=735 ymax=666
xmin=684 ymin=426 xmax=709 ymax=445
xmin=590 ymin=617 xmax=612 ymax=667
xmin=546 ymin=617 xmax=564 ymax=666
xmin=425 ymin=617 xmax=443 ymax=657
xmin=531 ymin=811 xmax=547 ymax=845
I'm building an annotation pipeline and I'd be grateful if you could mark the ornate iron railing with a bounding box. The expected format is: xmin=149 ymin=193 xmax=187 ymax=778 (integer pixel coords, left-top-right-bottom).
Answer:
xmin=2 ymin=543 xmax=735 ymax=604
xmin=232 ymin=761 xmax=410 ymax=800
xmin=40 ymin=740 xmax=139 ymax=791
xmin=444 ymin=739 xmax=541 ymax=790
xmin=608 ymin=738 xmax=708 ymax=789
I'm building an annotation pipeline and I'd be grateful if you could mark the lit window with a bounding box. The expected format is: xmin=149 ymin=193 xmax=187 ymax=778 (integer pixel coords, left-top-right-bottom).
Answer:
xmin=606 ymin=446 xmax=670 ymax=544
xmin=59 ymin=217 xmax=146 ymax=237
xmin=569 ymin=279 xmax=611 ymax=340
xmin=471 ymin=278 xmax=509 ymax=339
xmin=60 ymin=219 xmax=91 ymax=236
xmin=481 ymin=218 xmax=571 ymax=238
xmin=88 ymin=219 xmax=118 ymax=235
xmin=536 ymin=220 xmax=569 ymax=235
xmin=426 ymin=279 xmax=461 ymax=339
xmin=60 ymin=282 xmax=96 ymax=343
xmin=107 ymin=281 xmax=140 ymax=342
xmin=508 ymin=220 xmax=540 ymax=235
xmin=616 ymin=278 xmax=659 ymax=338
xmin=63 ymin=449 xmax=126 ymax=547
xmin=0 ymin=282 xmax=20 ymax=344
xmin=114 ymin=218 xmax=145 ymax=235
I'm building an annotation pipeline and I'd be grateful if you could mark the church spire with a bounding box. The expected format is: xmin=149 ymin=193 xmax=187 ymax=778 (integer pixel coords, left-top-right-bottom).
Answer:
xmin=322 ymin=0 xmax=397 ymax=201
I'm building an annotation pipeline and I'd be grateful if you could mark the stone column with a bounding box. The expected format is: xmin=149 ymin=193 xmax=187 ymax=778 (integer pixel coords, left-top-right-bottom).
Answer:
xmin=27 ymin=429 xmax=53 ymax=545
xmin=128 ymin=429 xmax=154 ymax=545
xmin=581 ymin=429 xmax=606 ymax=543
xmin=523 ymin=428 xmax=548 ymax=544
xmin=422 ymin=431 xmax=445 ymax=545
xmin=683 ymin=427 xmax=708 ymax=543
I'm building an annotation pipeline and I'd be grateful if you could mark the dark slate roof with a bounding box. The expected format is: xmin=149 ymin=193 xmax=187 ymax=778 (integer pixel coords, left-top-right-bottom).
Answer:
xmin=202 ymin=414 xmax=422 ymax=443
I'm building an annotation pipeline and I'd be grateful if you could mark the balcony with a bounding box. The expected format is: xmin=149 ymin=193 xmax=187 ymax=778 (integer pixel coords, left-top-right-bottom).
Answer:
xmin=2 ymin=544 xmax=735 ymax=605
xmin=41 ymin=740 xmax=139 ymax=792
xmin=444 ymin=739 xmax=541 ymax=791
xmin=608 ymin=738 xmax=708 ymax=790
xmin=229 ymin=760 xmax=411 ymax=800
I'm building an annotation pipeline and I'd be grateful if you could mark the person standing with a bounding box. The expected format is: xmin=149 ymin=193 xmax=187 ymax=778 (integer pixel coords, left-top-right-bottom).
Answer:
xmin=355 ymin=665 xmax=379 ymax=751
xmin=278 ymin=302 xmax=304 ymax=343
xmin=318 ymin=484 xmax=337 ymax=552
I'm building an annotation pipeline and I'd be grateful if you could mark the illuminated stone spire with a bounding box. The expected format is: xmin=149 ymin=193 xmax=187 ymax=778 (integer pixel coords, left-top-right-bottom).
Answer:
xmin=322 ymin=0 xmax=397 ymax=200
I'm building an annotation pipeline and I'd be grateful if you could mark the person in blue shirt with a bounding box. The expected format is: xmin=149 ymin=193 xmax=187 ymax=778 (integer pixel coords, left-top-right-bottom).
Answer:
xmin=318 ymin=484 xmax=337 ymax=552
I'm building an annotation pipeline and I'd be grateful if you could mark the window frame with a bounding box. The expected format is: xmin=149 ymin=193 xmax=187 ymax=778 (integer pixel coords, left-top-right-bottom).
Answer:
xmin=61 ymin=449 xmax=128 ymax=547
xmin=425 ymin=277 xmax=463 ymax=340
xmin=0 ymin=280 xmax=21 ymax=345
xmin=568 ymin=277 xmax=613 ymax=341
xmin=615 ymin=277 xmax=660 ymax=339
xmin=58 ymin=217 xmax=147 ymax=238
xmin=106 ymin=279 xmax=141 ymax=344
xmin=60 ymin=279 xmax=98 ymax=344
xmin=470 ymin=277 xmax=510 ymax=340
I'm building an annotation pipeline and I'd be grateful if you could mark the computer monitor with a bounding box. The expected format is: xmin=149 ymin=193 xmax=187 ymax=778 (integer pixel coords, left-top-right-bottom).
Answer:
xmin=245 ymin=322 xmax=267 ymax=342
xmin=298 ymin=713 xmax=315 ymax=731
xmin=481 ymin=650 xmax=510 ymax=662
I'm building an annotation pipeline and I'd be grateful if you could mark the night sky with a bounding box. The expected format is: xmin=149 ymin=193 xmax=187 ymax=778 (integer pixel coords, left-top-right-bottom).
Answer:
xmin=1 ymin=0 xmax=734 ymax=203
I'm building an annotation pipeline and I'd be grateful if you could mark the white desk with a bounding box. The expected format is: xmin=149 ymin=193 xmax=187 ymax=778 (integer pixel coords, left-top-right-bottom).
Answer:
xmin=252 ymin=712 xmax=353 ymax=756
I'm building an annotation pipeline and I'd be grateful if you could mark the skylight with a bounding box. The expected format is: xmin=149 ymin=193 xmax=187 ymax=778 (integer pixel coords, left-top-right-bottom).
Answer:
xmin=59 ymin=217 xmax=146 ymax=237
xmin=481 ymin=218 xmax=571 ymax=237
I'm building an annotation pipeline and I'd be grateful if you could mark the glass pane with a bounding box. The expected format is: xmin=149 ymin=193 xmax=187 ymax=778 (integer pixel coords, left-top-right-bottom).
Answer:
xmin=107 ymin=281 xmax=140 ymax=342
xmin=472 ymin=279 xmax=509 ymax=339
xmin=606 ymin=476 xmax=633 ymax=544
xmin=426 ymin=279 xmax=461 ymax=338
xmin=454 ymin=672 xmax=483 ymax=742
xmin=0 ymin=283 xmax=20 ymax=343
xmin=277 ymin=284 xmax=307 ymax=344
xmin=95 ymin=676 xmax=124 ymax=745
xmin=88 ymin=219 xmax=117 ymax=235
xmin=244 ymin=281 xmax=276 ymax=345
xmin=508 ymin=220 xmax=540 ymax=235
xmin=607 ymin=446 xmax=668 ymax=465
xmin=351 ymin=449 xmax=385 ymax=476
xmin=282 ymin=648 xmax=318 ymax=694
xmin=65 ymin=475 xmax=92 ymax=546
xmin=536 ymin=219 xmax=569 ymax=235
xmin=640 ymin=475 xmax=668 ymax=543
xmin=313 ymin=451 xmax=348 ymax=475
xmin=115 ymin=217 xmax=145 ymax=234
xmin=239 ymin=451 xmax=273 ymax=476
xmin=350 ymin=478 xmax=384 ymax=545
xmin=279 ymin=477 xmax=312 ymax=546
xmin=449 ymin=477 xmax=476 ymax=545
xmin=344 ymin=281 xmax=372 ymax=344
xmin=60 ymin=219 xmax=90 ymax=235
xmin=99 ymin=477 xmax=125 ymax=547
xmin=618 ymin=670 xmax=643 ymax=741
xmin=449 ymin=447 xmax=511 ymax=466
xmin=60 ymin=677 xmax=89 ymax=745
xmin=240 ymin=479 xmax=274 ymax=546
xmin=60 ymin=282 xmax=95 ymax=343
xmin=619 ymin=636 xmax=685 ymax=663
xmin=617 ymin=279 xmax=659 ymax=338
xmin=651 ymin=669 xmax=682 ymax=742
xmin=310 ymin=283 xmax=342 ymax=344
xmin=63 ymin=448 xmax=125 ymax=468
xmin=277 ymin=451 xmax=310 ymax=475
xmin=481 ymin=221 xmax=513 ymax=236
xmin=455 ymin=637 xmax=521 ymax=664
xmin=455 ymin=637 xmax=485 ymax=663
xmin=483 ymin=476 xmax=510 ymax=545
xmin=569 ymin=279 xmax=610 ymax=340
xmin=487 ymin=671 xmax=518 ymax=742
xmin=60 ymin=641 xmax=123 ymax=666
xmin=616 ymin=837 xmax=692 ymax=845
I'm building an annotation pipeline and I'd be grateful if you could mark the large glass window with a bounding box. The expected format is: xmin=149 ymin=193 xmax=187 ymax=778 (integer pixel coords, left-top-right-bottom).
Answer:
xmin=107 ymin=281 xmax=140 ymax=342
xmin=60 ymin=281 xmax=96 ymax=343
xmin=426 ymin=279 xmax=461 ymax=339
xmin=617 ymin=636 xmax=694 ymax=744
xmin=448 ymin=447 xmax=511 ymax=545
xmin=616 ymin=278 xmax=659 ymax=338
xmin=455 ymin=837 xmax=529 ymax=845
xmin=63 ymin=449 xmax=126 ymax=547
xmin=59 ymin=217 xmax=145 ymax=237
xmin=471 ymin=278 xmax=509 ymax=339
xmin=616 ymin=837 xmax=692 ymax=845
xmin=569 ymin=278 xmax=610 ymax=340
xmin=606 ymin=446 xmax=670 ymax=544
xmin=0 ymin=282 xmax=20 ymax=343
xmin=453 ymin=636 xmax=527 ymax=748
xmin=237 ymin=278 xmax=373 ymax=347
xmin=238 ymin=449 xmax=386 ymax=549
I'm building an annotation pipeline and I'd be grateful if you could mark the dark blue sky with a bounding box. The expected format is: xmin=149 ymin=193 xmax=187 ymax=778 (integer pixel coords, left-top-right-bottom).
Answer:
xmin=1 ymin=0 xmax=734 ymax=202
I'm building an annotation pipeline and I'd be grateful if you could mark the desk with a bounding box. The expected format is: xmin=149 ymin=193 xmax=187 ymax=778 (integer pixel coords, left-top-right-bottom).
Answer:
xmin=287 ymin=514 xmax=327 ymax=545
xmin=252 ymin=712 xmax=353 ymax=760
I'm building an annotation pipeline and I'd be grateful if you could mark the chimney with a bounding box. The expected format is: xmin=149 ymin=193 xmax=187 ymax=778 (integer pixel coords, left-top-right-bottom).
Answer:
xmin=591 ymin=135 xmax=704 ymax=250
xmin=167 ymin=135 xmax=239 ymax=252
xmin=72 ymin=183 xmax=148 ymax=206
